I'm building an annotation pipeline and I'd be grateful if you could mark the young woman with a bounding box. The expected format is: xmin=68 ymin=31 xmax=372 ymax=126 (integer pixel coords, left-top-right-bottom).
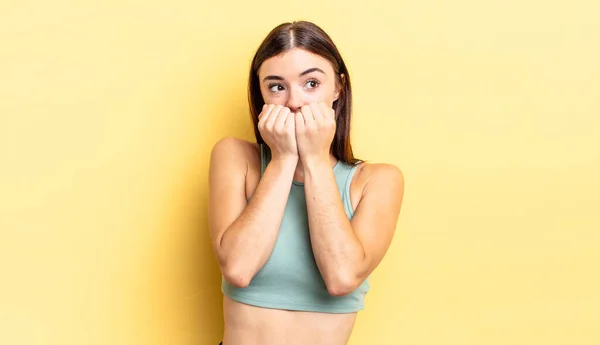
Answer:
xmin=208 ymin=20 xmax=405 ymax=345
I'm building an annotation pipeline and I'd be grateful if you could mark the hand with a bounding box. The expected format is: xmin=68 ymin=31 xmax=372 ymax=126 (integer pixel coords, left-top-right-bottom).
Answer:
xmin=294 ymin=102 xmax=336 ymax=164
xmin=258 ymin=104 xmax=298 ymax=161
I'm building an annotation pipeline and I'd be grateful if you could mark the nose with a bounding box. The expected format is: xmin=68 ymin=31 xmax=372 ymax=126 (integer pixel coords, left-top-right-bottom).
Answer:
xmin=286 ymin=87 xmax=304 ymax=113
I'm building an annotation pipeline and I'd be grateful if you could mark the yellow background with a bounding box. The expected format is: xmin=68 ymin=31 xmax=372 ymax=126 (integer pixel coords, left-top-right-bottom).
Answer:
xmin=1 ymin=0 xmax=599 ymax=344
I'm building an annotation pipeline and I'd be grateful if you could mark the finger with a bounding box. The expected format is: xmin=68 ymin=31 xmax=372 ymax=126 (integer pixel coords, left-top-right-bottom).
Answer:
xmin=300 ymin=105 xmax=314 ymax=129
xmin=259 ymin=104 xmax=275 ymax=124
xmin=309 ymin=102 xmax=324 ymax=121
xmin=285 ymin=112 xmax=296 ymax=131
xmin=301 ymin=104 xmax=314 ymax=120
xmin=258 ymin=105 xmax=275 ymax=133
xmin=284 ymin=111 xmax=295 ymax=125
xmin=295 ymin=112 xmax=305 ymax=133
xmin=275 ymin=107 xmax=290 ymax=129
xmin=258 ymin=104 xmax=268 ymax=120
xmin=318 ymin=101 xmax=334 ymax=120
xmin=267 ymin=105 xmax=284 ymax=128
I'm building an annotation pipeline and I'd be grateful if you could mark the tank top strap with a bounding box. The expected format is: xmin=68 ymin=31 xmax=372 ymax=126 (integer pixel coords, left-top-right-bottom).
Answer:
xmin=333 ymin=160 xmax=361 ymax=219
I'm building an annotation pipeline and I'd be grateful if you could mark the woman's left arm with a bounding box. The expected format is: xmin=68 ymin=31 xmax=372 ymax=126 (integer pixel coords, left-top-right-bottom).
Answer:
xmin=295 ymin=102 xmax=405 ymax=296
xmin=303 ymin=159 xmax=404 ymax=296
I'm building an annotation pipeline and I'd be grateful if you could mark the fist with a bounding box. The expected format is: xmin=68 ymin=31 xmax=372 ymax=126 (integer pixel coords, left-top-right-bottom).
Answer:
xmin=294 ymin=102 xmax=336 ymax=162
xmin=258 ymin=104 xmax=298 ymax=160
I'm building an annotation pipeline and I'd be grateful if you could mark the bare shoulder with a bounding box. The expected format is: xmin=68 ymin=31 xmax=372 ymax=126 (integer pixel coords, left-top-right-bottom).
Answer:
xmin=210 ymin=137 xmax=261 ymax=173
xmin=209 ymin=137 xmax=262 ymax=199
xmin=210 ymin=136 xmax=259 ymax=162
xmin=354 ymin=162 xmax=404 ymax=192
xmin=350 ymin=162 xmax=405 ymax=210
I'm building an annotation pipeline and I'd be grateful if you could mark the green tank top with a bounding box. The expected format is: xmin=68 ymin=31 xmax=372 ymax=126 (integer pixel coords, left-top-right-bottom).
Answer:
xmin=221 ymin=144 xmax=370 ymax=313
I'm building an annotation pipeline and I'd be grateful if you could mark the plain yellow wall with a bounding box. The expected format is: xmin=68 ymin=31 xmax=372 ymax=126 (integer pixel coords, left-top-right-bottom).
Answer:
xmin=1 ymin=0 xmax=599 ymax=344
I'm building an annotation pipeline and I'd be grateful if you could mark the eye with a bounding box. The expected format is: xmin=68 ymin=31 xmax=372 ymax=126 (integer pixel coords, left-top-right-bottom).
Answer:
xmin=305 ymin=79 xmax=320 ymax=89
xmin=268 ymin=84 xmax=285 ymax=93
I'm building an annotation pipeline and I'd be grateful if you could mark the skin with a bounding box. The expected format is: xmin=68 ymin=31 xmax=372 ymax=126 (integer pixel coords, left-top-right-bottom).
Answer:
xmin=208 ymin=48 xmax=405 ymax=345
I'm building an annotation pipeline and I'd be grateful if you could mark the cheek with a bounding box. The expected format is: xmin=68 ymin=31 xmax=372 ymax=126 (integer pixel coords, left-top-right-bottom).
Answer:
xmin=322 ymin=93 xmax=337 ymax=109
xmin=260 ymin=89 xmax=285 ymax=105
xmin=309 ymin=87 xmax=336 ymax=105
xmin=325 ymin=84 xmax=339 ymax=106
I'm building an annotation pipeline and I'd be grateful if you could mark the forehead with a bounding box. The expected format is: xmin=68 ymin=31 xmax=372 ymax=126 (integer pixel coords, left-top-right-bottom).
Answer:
xmin=258 ymin=48 xmax=335 ymax=77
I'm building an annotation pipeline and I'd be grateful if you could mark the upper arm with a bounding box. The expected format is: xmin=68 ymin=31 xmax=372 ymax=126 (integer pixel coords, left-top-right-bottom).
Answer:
xmin=350 ymin=163 xmax=405 ymax=279
xmin=208 ymin=137 xmax=250 ymax=259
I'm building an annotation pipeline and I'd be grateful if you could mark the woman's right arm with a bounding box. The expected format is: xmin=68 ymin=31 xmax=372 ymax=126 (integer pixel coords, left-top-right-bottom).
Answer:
xmin=208 ymin=137 xmax=296 ymax=288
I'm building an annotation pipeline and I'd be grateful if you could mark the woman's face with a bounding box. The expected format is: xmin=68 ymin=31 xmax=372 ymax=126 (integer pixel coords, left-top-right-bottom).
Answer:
xmin=257 ymin=48 xmax=341 ymax=114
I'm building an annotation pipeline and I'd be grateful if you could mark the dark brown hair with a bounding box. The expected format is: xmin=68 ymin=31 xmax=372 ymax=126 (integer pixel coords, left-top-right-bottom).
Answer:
xmin=248 ymin=21 xmax=359 ymax=165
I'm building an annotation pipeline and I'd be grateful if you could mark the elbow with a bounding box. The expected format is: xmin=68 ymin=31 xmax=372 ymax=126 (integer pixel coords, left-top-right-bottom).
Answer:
xmin=325 ymin=256 xmax=368 ymax=296
xmin=225 ymin=275 xmax=251 ymax=289
xmin=325 ymin=274 xmax=360 ymax=297
xmin=222 ymin=263 xmax=252 ymax=289
xmin=215 ymin=245 xmax=253 ymax=288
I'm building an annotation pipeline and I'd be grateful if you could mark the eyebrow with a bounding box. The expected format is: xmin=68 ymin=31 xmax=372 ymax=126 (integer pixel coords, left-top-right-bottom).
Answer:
xmin=262 ymin=67 xmax=326 ymax=82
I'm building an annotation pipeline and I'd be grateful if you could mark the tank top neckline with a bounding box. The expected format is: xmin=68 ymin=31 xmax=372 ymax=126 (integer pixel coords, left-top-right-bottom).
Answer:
xmin=292 ymin=160 xmax=341 ymax=186
xmin=260 ymin=143 xmax=341 ymax=187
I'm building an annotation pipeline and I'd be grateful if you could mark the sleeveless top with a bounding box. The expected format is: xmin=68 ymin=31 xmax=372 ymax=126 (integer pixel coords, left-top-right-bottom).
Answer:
xmin=221 ymin=144 xmax=370 ymax=313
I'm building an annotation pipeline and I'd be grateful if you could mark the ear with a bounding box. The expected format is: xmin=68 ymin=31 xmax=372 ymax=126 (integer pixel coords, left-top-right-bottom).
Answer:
xmin=334 ymin=73 xmax=345 ymax=101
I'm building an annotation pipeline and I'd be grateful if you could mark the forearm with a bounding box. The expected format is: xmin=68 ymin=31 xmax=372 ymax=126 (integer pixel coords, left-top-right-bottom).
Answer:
xmin=303 ymin=158 xmax=366 ymax=295
xmin=219 ymin=156 xmax=296 ymax=287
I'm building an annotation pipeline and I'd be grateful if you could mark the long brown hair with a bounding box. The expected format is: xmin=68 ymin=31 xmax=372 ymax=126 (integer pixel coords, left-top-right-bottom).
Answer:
xmin=248 ymin=21 xmax=359 ymax=165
